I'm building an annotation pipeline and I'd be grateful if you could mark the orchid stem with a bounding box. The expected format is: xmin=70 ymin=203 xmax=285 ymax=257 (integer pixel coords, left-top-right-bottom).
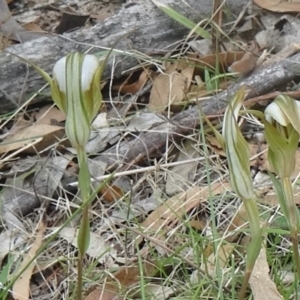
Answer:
xmin=238 ymin=199 xmax=263 ymax=300
xmin=76 ymin=146 xmax=91 ymax=300
xmin=282 ymin=177 xmax=300 ymax=280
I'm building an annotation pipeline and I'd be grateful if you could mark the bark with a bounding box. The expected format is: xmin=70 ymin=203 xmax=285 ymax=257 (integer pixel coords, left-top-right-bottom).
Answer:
xmin=0 ymin=0 xmax=248 ymax=112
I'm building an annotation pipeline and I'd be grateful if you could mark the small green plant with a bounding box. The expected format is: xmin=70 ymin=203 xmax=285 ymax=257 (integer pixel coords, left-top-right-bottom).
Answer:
xmin=151 ymin=0 xmax=211 ymax=40
xmin=221 ymin=87 xmax=263 ymax=299
xmin=9 ymin=52 xmax=108 ymax=299
xmin=44 ymin=53 xmax=103 ymax=300
xmin=264 ymin=95 xmax=300 ymax=281
xmin=50 ymin=53 xmax=104 ymax=300
xmin=210 ymin=90 xmax=300 ymax=298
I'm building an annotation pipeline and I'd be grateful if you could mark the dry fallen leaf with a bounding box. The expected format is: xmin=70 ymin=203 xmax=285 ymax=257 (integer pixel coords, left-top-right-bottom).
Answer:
xmin=191 ymin=51 xmax=245 ymax=73
xmin=99 ymin=183 xmax=124 ymax=203
xmin=84 ymin=262 xmax=157 ymax=300
xmin=0 ymin=124 xmax=65 ymax=155
xmin=249 ymin=246 xmax=283 ymax=300
xmin=126 ymin=113 xmax=164 ymax=132
xmin=206 ymin=135 xmax=226 ymax=156
xmin=113 ymin=262 xmax=157 ymax=286
xmin=138 ymin=182 xmax=231 ymax=244
xmin=228 ymin=41 xmax=260 ymax=74
xmin=258 ymin=189 xmax=300 ymax=206
xmin=222 ymin=203 xmax=252 ymax=245
xmin=254 ymin=0 xmax=300 ymax=12
xmin=55 ymin=227 xmax=116 ymax=267
xmin=22 ymin=22 xmax=44 ymax=32
xmin=33 ymin=105 xmax=66 ymax=125
xmin=0 ymin=0 xmax=46 ymax=42
xmin=113 ymin=69 xmax=152 ymax=94
xmin=202 ymin=243 xmax=235 ymax=278
xmin=166 ymin=139 xmax=199 ymax=195
xmin=12 ymin=220 xmax=46 ymax=300
xmin=149 ymin=60 xmax=194 ymax=111
xmin=228 ymin=51 xmax=257 ymax=74
xmin=260 ymin=43 xmax=300 ymax=69
xmin=84 ymin=286 xmax=121 ymax=300
xmin=0 ymin=230 xmax=25 ymax=266
xmin=129 ymin=283 xmax=174 ymax=299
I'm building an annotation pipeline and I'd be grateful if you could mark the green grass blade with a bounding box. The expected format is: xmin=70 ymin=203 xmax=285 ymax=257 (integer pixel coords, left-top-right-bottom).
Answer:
xmin=151 ymin=0 xmax=211 ymax=40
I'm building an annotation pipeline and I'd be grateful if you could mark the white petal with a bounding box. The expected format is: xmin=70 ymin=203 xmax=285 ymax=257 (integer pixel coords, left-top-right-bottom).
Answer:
xmin=296 ymin=101 xmax=300 ymax=115
xmin=81 ymin=55 xmax=99 ymax=91
xmin=265 ymin=102 xmax=289 ymax=126
xmin=53 ymin=56 xmax=67 ymax=93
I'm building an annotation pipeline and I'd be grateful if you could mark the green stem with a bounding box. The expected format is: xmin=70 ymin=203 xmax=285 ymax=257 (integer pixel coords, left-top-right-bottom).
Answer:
xmin=77 ymin=253 xmax=83 ymax=300
xmin=282 ymin=177 xmax=300 ymax=281
xmin=76 ymin=146 xmax=92 ymax=300
xmin=238 ymin=199 xmax=263 ymax=300
xmin=77 ymin=147 xmax=91 ymax=201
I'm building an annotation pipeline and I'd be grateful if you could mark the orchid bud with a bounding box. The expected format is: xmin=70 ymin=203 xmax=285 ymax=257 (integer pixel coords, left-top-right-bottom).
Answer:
xmin=52 ymin=53 xmax=103 ymax=148
xmin=264 ymin=95 xmax=300 ymax=178
xmin=265 ymin=95 xmax=300 ymax=130
xmin=222 ymin=87 xmax=255 ymax=200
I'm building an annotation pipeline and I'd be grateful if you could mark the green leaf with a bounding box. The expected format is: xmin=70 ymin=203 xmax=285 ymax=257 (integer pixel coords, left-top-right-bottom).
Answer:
xmin=264 ymin=121 xmax=299 ymax=178
xmin=222 ymin=87 xmax=254 ymax=200
xmin=151 ymin=0 xmax=212 ymax=40
xmin=273 ymin=95 xmax=300 ymax=134
xmin=77 ymin=209 xmax=91 ymax=255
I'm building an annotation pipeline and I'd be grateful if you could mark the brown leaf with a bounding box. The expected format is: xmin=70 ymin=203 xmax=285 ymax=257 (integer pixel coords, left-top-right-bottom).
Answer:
xmin=249 ymin=247 xmax=283 ymax=300
xmin=113 ymin=69 xmax=152 ymax=94
xmin=12 ymin=220 xmax=46 ymax=300
xmin=99 ymin=184 xmax=124 ymax=203
xmin=0 ymin=0 xmax=46 ymax=42
xmin=22 ymin=22 xmax=44 ymax=32
xmin=33 ymin=105 xmax=66 ymax=125
xmin=229 ymin=42 xmax=260 ymax=74
xmin=0 ymin=123 xmax=65 ymax=155
xmin=138 ymin=183 xmax=231 ymax=244
xmin=228 ymin=51 xmax=257 ymax=74
xmin=84 ymin=262 xmax=157 ymax=300
xmin=227 ymin=204 xmax=249 ymax=230
xmin=84 ymin=286 xmax=121 ymax=300
xmin=257 ymin=188 xmax=300 ymax=206
xmin=206 ymin=135 xmax=226 ymax=156
xmin=254 ymin=0 xmax=300 ymax=12
xmin=202 ymin=244 xmax=235 ymax=278
xmin=191 ymin=51 xmax=245 ymax=72
xmin=56 ymin=228 xmax=116 ymax=266
xmin=0 ymin=115 xmax=31 ymax=140
xmin=113 ymin=262 xmax=157 ymax=286
xmin=149 ymin=60 xmax=194 ymax=111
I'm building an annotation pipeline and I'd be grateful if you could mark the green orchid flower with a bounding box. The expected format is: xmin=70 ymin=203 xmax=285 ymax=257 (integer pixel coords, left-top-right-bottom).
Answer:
xmin=264 ymin=94 xmax=300 ymax=282
xmin=52 ymin=53 xmax=103 ymax=148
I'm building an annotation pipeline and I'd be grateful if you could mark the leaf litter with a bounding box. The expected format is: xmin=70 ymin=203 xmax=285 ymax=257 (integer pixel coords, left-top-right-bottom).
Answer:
xmin=2 ymin=1 xmax=300 ymax=299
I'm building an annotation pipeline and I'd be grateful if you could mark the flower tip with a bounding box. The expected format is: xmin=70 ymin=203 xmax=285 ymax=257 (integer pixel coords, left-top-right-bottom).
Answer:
xmin=265 ymin=102 xmax=289 ymax=126
xmin=53 ymin=56 xmax=67 ymax=93
xmin=53 ymin=54 xmax=100 ymax=93
xmin=81 ymin=55 xmax=100 ymax=91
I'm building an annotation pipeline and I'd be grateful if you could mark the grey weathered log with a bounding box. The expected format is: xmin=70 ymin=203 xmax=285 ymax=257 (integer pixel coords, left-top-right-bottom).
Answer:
xmin=0 ymin=0 xmax=249 ymax=112
xmin=97 ymin=53 xmax=300 ymax=169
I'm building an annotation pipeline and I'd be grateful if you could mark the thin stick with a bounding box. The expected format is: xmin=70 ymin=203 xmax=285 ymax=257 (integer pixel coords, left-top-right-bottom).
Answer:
xmin=68 ymin=156 xmax=217 ymax=187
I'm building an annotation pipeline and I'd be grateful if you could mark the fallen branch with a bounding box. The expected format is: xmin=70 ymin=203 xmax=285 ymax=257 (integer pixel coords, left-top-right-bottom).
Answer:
xmin=0 ymin=0 xmax=248 ymax=112
xmin=98 ymin=53 xmax=300 ymax=169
